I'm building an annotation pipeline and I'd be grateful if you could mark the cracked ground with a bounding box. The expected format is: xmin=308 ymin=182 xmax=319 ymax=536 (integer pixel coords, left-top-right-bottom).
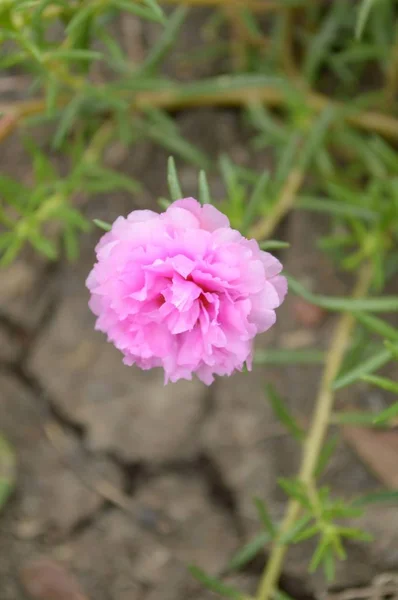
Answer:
xmin=2 ymin=15 xmax=398 ymax=599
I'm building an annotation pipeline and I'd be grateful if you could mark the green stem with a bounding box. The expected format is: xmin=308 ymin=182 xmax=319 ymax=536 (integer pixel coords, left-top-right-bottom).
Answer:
xmin=255 ymin=263 xmax=373 ymax=600
xmin=249 ymin=167 xmax=304 ymax=241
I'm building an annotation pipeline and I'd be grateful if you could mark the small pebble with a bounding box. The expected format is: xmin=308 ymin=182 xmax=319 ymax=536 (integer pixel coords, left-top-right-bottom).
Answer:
xmin=292 ymin=298 xmax=326 ymax=328
xmin=20 ymin=557 xmax=88 ymax=600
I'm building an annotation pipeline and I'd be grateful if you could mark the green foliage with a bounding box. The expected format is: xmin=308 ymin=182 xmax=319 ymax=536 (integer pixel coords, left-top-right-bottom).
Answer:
xmin=188 ymin=566 xmax=244 ymax=600
xmin=0 ymin=137 xmax=142 ymax=262
xmin=254 ymin=349 xmax=324 ymax=365
xmin=265 ymin=384 xmax=304 ymax=441
xmin=353 ymin=490 xmax=398 ymax=506
xmin=93 ymin=219 xmax=112 ymax=232
xmin=167 ymin=156 xmax=183 ymax=202
xmin=334 ymin=344 xmax=396 ymax=389
xmin=226 ymin=531 xmax=271 ymax=573
xmin=278 ymin=480 xmax=372 ymax=581
xmin=288 ymin=276 xmax=398 ymax=313
xmin=198 ymin=170 xmax=212 ymax=205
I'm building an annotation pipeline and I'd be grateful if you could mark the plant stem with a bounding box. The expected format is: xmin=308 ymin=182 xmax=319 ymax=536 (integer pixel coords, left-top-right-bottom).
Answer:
xmin=40 ymin=0 xmax=284 ymax=18
xmin=165 ymin=0 xmax=281 ymax=8
xmin=2 ymin=81 xmax=398 ymax=146
xmin=248 ymin=167 xmax=304 ymax=240
xmin=255 ymin=263 xmax=373 ymax=600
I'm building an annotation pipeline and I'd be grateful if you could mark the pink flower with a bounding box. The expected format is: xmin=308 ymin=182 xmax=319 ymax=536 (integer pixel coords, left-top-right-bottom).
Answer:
xmin=86 ymin=198 xmax=287 ymax=384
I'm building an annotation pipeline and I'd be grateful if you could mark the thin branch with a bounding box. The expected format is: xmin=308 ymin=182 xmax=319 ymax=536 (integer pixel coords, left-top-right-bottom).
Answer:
xmin=248 ymin=167 xmax=304 ymax=240
xmin=2 ymin=80 xmax=398 ymax=146
xmin=165 ymin=0 xmax=284 ymax=8
xmin=255 ymin=263 xmax=374 ymax=600
xmin=40 ymin=0 xmax=284 ymax=19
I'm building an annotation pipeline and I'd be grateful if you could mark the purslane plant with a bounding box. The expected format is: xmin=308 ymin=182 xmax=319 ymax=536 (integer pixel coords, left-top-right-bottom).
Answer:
xmin=89 ymin=160 xmax=398 ymax=600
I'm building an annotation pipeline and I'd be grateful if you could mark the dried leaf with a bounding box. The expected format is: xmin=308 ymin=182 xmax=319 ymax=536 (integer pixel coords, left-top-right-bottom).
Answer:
xmin=343 ymin=427 xmax=398 ymax=489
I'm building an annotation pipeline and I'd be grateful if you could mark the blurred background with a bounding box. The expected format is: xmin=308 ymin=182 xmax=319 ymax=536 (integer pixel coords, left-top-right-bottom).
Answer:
xmin=0 ymin=1 xmax=398 ymax=599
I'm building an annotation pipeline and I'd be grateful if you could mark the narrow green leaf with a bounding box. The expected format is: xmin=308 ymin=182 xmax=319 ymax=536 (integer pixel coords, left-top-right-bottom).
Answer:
xmin=373 ymin=401 xmax=398 ymax=424
xmin=188 ymin=566 xmax=242 ymax=600
xmin=259 ymin=240 xmax=290 ymax=250
xmin=355 ymin=312 xmax=398 ymax=342
xmin=254 ymin=348 xmax=323 ymax=365
xmin=167 ymin=157 xmax=183 ymax=201
xmin=53 ymin=95 xmax=82 ymax=149
xmin=0 ymin=176 xmax=29 ymax=209
xmin=99 ymin=31 xmax=126 ymax=70
xmin=338 ymin=527 xmax=373 ymax=542
xmin=140 ymin=6 xmax=188 ymax=73
xmin=0 ymin=237 xmax=25 ymax=266
xmin=280 ymin=514 xmax=313 ymax=543
xmin=266 ymin=384 xmax=304 ymax=441
xmin=303 ymin=0 xmax=346 ymax=83
xmin=139 ymin=119 xmax=210 ymax=169
xmin=253 ymin=497 xmax=276 ymax=536
xmin=324 ymin=503 xmax=362 ymax=520
xmin=45 ymin=77 xmax=59 ymax=116
xmin=353 ymin=490 xmax=398 ymax=506
xmin=384 ymin=340 xmax=398 ymax=360
xmin=219 ymin=154 xmax=238 ymax=198
xmin=158 ymin=197 xmax=171 ymax=210
xmin=66 ymin=3 xmax=93 ymax=36
xmin=160 ymin=74 xmax=283 ymax=101
xmin=293 ymin=525 xmax=321 ymax=544
xmin=273 ymin=132 xmax=301 ymax=194
xmin=278 ymin=479 xmax=310 ymax=508
xmin=113 ymin=0 xmax=166 ymax=22
xmin=356 ymin=0 xmax=378 ymax=39
xmin=83 ymin=165 xmax=141 ymax=194
xmin=239 ymin=8 xmax=262 ymax=38
xmin=143 ymin=0 xmax=165 ymax=21
xmin=323 ymin=549 xmax=335 ymax=582
xmin=314 ymin=434 xmax=339 ymax=478
xmin=145 ymin=107 xmax=179 ymax=134
xmin=29 ymin=232 xmax=58 ymax=259
xmin=0 ymin=434 xmax=16 ymax=512
xmin=331 ymin=411 xmax=383 ymax=426
xmin=47 ymin=49 xmax=103 ymax=61
xmin=287 ymin=275 xmax=398 ymax=313
xmin=63 ymin=226 xmax=79 ymax=261
xmin=226 ymin=531 xmax=271 ymax=572
xmin=61 ymin=207 xmax=89 ymax=231
xmin=247 ymin=102 xmax=288 ymax=143
xmin=242 ymin=170 xmax=270 ymax=231
xmin=198 ymin=170 xmax=212 ymax=205
xmin=333 ymin=347 xmax=392 ymax=390
xmin=298 ymin=107 xmax=336 ymax=171
xmin=309 ymin=537 xmax=329 ymax=573
xmin=298 ymin=196 xmax=377 ymax=221
xmin=26 ymin=142 xmax=57 ymax=185
xmin=363 ymin=375 xmax=398 ymax=396
xmin=93 ymin=219 xmax=112 ymax=231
